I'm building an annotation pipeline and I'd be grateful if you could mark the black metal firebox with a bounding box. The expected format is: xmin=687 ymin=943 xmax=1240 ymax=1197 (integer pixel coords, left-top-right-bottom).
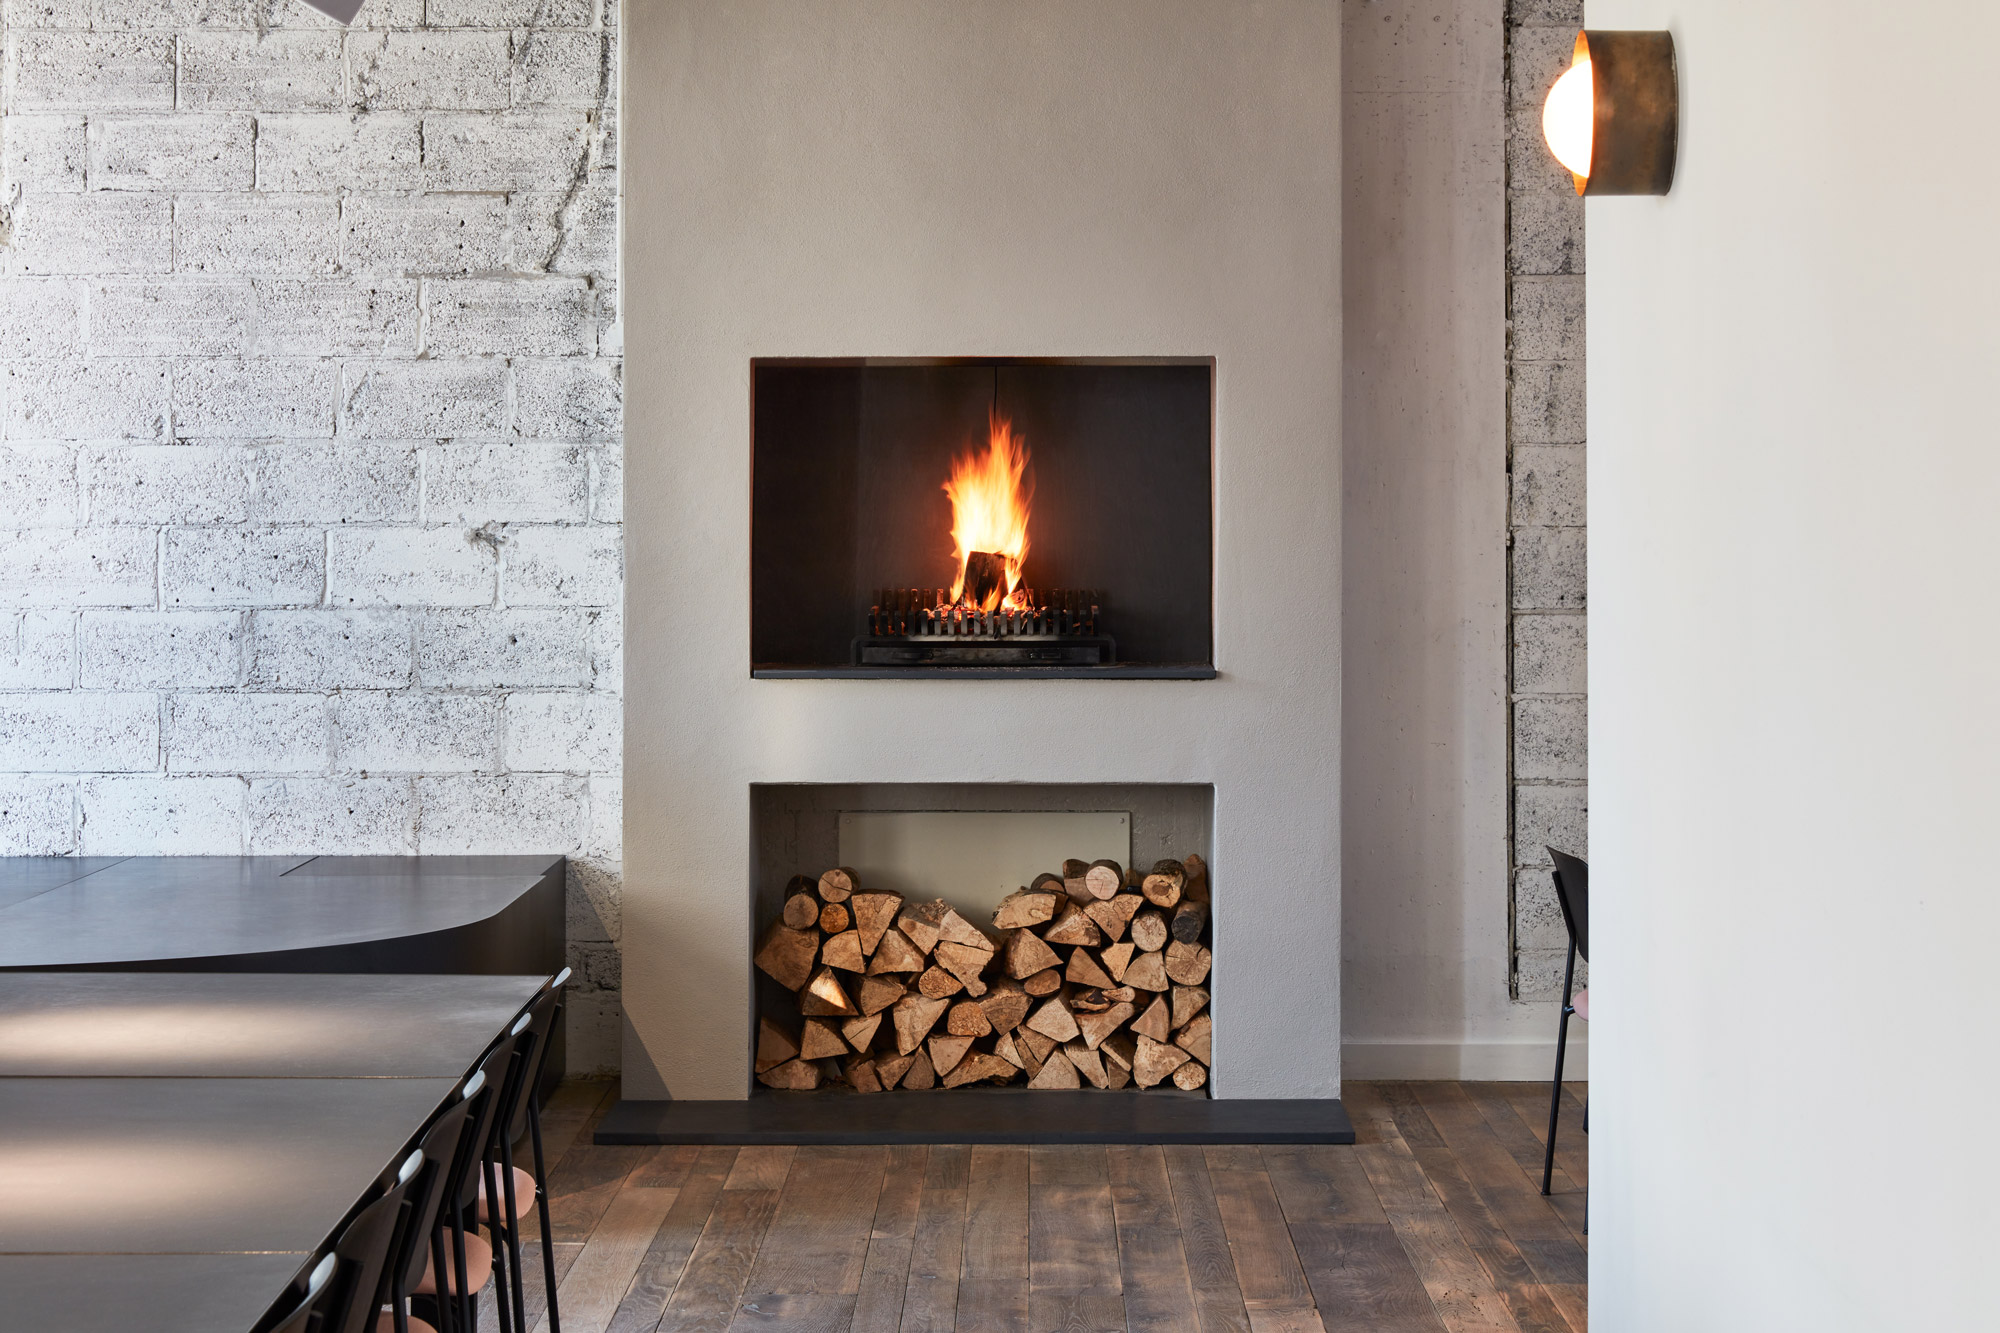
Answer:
xmin=856 ymin=588 xmax=1113 ymax=667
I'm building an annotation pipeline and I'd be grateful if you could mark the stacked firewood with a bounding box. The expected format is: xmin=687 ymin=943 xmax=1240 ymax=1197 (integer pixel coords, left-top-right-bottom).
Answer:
xmin=753 ymin=855 xmax=1213 ymax=1093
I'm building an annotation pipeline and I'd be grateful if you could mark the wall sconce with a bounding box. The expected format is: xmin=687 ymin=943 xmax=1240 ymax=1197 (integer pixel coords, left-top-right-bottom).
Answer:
xmin=1542 ymin=31 xmax=1679 ymax=196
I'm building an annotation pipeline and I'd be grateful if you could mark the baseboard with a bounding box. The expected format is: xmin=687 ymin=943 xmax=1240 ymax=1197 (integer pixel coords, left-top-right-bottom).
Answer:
xmin=1342 ymin=1039 xmax=1587 ymax=1082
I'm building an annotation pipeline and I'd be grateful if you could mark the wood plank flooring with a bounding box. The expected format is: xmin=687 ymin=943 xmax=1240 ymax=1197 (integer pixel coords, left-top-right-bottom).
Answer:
xmin=505 ymin=1080 xmax=1588 ymax=1333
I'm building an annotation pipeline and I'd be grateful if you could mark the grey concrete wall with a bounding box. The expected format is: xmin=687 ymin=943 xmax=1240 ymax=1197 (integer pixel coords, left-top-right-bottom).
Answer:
xmin=0 ymin=0 xmax=624 ymax=1070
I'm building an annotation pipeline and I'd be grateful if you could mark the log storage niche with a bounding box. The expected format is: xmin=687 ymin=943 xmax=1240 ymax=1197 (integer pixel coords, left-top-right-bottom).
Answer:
xmin=754 ymin=855 xmax=1214 ymax=1094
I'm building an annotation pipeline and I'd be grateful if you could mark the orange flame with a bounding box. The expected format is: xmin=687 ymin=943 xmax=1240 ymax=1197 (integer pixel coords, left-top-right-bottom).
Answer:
xmin=944 ymin=410 xmax=1032 ymax=611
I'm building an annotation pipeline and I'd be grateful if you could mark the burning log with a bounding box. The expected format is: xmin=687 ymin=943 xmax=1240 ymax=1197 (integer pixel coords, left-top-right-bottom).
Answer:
xmin=961 ymin=551 xmax=1009 ymax=611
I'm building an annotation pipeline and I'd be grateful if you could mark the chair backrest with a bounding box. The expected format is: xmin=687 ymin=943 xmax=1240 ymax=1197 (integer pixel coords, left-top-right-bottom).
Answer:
xmin=262 ymin=1252 xmax=336 ymax=1333
xmin=388 ymin=1070 xmax=484 ymax=1302
xmin=323 ymin=1149 xmax=424 ymax=1333
xmin=449 ymin=1025 xmax=519 ymax=1213
xmin=502 ymin=968 xmax=570 ymax=1144
xmin=1547 ymin=847 xmax=1590 ymax=961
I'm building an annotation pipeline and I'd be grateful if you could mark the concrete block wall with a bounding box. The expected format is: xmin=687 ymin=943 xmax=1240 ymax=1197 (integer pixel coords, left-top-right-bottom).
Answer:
xmin=0 ymin=0 xmax=623 ymax=1070
xmin=1506 ymin=0 xmax=1587 ymax=999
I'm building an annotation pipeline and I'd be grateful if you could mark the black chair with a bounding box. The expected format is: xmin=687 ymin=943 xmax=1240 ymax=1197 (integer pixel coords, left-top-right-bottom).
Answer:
xmin=303 ymin=1149 xmax=425 ymax=1333
xmin=416 ymin=1027 xmax=522 ymax=1333
xmin=384 ymin=1071 xmax=486 ymax=1333
xmin=481 ymin=969 xmax=570 ymax=1333
xmin=1542 ymin=847 xmax=1589 ymax=1197
xmin=264 ymin=1253 xmax=336 ymax=1333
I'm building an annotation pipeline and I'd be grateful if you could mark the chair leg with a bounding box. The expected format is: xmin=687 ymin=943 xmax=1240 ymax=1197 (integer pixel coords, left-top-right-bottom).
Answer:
xmin=1542 ymin=941 xmax=1577 ymax=1195
xmin=530 ymin=1099 xmax=561 ymax=1333
xmin=484 ymin=1160 xmax=513 ymax=1333
xmin=501 ymin=1136 xmax=529 ymax=1333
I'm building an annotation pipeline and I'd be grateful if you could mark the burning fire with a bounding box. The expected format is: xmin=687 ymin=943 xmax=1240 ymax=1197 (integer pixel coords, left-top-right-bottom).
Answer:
xmin=944 ymin=409 xmax=1033 ymax=613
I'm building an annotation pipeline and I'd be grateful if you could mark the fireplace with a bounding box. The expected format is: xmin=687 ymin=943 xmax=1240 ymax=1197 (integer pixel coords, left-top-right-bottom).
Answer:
xmin=751 ymin=360 xmax=1215 ymax=678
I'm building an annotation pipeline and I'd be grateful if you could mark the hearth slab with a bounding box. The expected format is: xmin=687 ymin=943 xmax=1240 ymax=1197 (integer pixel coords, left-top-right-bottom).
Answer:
xmin=594 ymin=1091 xmax=1355 ymax=1145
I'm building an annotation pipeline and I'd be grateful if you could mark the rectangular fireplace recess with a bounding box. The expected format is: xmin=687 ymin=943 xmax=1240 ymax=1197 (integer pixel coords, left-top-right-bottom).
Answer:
xmin=752 ymin=359 xmax=1215 ymax=678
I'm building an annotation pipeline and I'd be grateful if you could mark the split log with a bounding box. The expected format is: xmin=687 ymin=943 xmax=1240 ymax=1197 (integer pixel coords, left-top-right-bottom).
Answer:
xmin=800 ymin=1018 xmax=848 ymax=1061
xmin=1076 ymin=1001 xmax=1137 ymax=1050
xmin=928 ymin=1033 xmax=973 ymax=1077
xmin=1084 ymin=859 xmax=1124 ymax=900
xmin=757 ymin=1058 xmax=822 ymax=1091
xmin=1101 ymin=986 xmax=1137 ymax=1004
xmin=1164 ymin=942 xmax=1212 ymax=986
xmin=1133 ymin=1034 xmax=1192 ymax=1088
xmin=1017 ymin=1036 xmax=1047 ymax=1078
xmin=1172 ymin=1062 xmax=1208 ymax=1091
xmin=1171 ymin=985 xmax=1210 ymax=1030
xmin=754 ymin=923 xmax=820 ymax=992
xmin=782 ymin=893 xmax=820 ymax=929
xmin=1031 ymin=872 xmax=1066 ymax=896
xmin=1140 ymin=861 xmax=1185 ymax=909
xmin=936 ymin=907 xmax=991 ymax=951
xmin=902 ymin=1047 xmax=937 ymax=1090
xmin=1106 ymin=1063 xmax=1133 ymax=1090
xmin=755 ymin=1016 xmax=800 ymax=1073
xmin=856 ymin=974 xmax=907 ymax=1016
xmin=1100 ymin=1031 xmax=1138 ymax=1073
xmin=821 ymin=929 xmax=865 ymax=973
xmin=977 ymin=978 xmax=1032 ymax=1034
xmin=1025 ymin=995 xmax=1081 ymax=1044
xmin=1170 ymin=901 xmax=1209 ymax=944
xmin=1003 ymin=929 xmax=1062 ymax=980
xmin=943 ymin=1052 xmax=1017 ymax=1088
xmin=1183 ymin=853 xmax=1209 ymax=899
xmin=868 ymin=928 xmax=927 ymax=975
xmin=1132 ymin=994 xmax=1172 ymax=1042
xmin=1021 ymin=967 xmax=1063 ymax=997
xmin=1173 ymin=1012 xmax=1213 ymax=1066
xmin=1100 ymin=941 xmax=1135 ymax=982
xmin=917 ymin=965 xmax=964 ymax=1000
xmin=1129 ymin=911 xmax=1169 ymax=953
xmin=933 ymin=940 xmax=995 ymax=995
xmin=1026 ymin=1047 xmax=1081 ymax=1089
xmin=891 ymin=994 xmax=949 ymax=1055
xmin=800 ymin=966 xmax=857 ymax=1017
xmin=818 ymin=902 xmax=851 ymax=934
xmin=1084 ymin=894 xmax=1144 ymax=941
xmin=1064 ymin=1041 xmax=1110 ymax=1088
xmin=818 ymin=867 xmax=858 ymax=903
xmin=946 ymin=999 xmax=992 ymax=1037
xmin=962 ymin=550 xmax=1008 ymax=608
xmin=1064 ymin=948 xmax=1116 ymax=991
xmin=994 ymin=1030 xmax=1025 ymax=1070
xmin=1018 ymin=1027 xmax=1059 ymax=1065
xmin=895 ymin=899 xmax=949 ymax=955
xmin=842 ymin=1011 xmax=884 ymax=1051
xmin=1071 ymin=989 xmax=1113 ymax=1014
xmin=847 ymin=1057 xmax=883 ymax=1093
xmin=993 ymin=889 xmax=1057 ymax=930
xmin=1042 ymin=902 xmax=1104 ymax=947
xmin=850 ymin=893 xmax=904 ymax=953
xmin=875 ymin=1051 xmax=916 ymax=1088
xmin=1123 ymin=950 xmax=1169 ymax=992
xmin=1061 ymin=858 xmax=1093 ymax=901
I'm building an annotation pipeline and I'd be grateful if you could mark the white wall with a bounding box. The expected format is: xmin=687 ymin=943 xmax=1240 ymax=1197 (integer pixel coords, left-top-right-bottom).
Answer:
xmin=624 ymin=0 xmax=1342 ymax=1100
xmin=1589 ymin=2 xmax=2000 ymax=1326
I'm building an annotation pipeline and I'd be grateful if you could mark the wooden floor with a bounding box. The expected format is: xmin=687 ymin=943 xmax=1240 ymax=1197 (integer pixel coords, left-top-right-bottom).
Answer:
xmin=504 ymin=1079 xmax=1589 ymax=1333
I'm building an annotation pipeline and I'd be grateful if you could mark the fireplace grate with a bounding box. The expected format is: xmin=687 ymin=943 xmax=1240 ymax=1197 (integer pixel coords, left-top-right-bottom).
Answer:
xmin=856 ymin=588 xmax=1115 ymax=667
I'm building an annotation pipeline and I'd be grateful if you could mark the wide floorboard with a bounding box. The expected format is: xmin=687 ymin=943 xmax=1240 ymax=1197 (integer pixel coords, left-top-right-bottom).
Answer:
xmin=503 ymin=1080 xmax=1588 ymax=1333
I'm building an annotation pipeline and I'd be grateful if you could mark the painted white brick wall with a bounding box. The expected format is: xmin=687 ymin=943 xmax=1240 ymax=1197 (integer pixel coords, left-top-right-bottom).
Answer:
xmin=0 ymin=0 xmax=623 ymax=1072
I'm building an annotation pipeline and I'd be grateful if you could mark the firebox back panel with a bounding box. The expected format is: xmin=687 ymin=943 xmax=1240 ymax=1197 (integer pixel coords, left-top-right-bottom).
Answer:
xmin=751 ymin=359 xmax=1215 ymax=676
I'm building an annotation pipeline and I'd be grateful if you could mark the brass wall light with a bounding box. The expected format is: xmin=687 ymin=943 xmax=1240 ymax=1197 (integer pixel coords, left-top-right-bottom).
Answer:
xmin=1542 ymin=31 xmax=1679 ymax=195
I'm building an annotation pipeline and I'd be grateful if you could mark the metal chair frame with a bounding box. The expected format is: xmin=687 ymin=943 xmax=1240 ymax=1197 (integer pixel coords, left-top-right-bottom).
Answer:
xmin=1542 ymin=847 xmax=1590 ymax=1200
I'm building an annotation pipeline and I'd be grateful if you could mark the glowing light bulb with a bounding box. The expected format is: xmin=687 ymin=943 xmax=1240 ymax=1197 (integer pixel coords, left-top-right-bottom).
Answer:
xmin=1543 ymin=58 xmax=1594 ymax=182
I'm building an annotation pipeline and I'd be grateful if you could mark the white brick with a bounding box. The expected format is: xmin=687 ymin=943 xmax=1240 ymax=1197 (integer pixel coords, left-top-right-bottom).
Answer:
xmin=0 ymin=530 xmax=155 ymax=606
xmin=82 ymin=444 xmax=254 ymax=523
xmin=504 ymin=525 xmax=618 ymax=606
xmin=505 ymin=690 xmax=617 ymax=771
xmin=90 ymin=281 xmax=253 ymax=356
xmin=347 ymin=30 xmax=512 ymax=111
xmin=341 ymin=360 xmax=507 ymax=439
xmin=174 ymin=360 xmax=337 ymax=437
xmin=513 ymin=32 xmax=605 ymax=108
xmin=79 ymin=610 xmax=241 ymax=688
xmin=565 ymin=856 xmax=617 ymax=940
xmin=0 ymin=0 xmax=91 ymax=27
xmin=247 ymin=776 xmax=414 ymax=854
xmin=592 ymin=277 xmax=618 ymax=355
xmin=424 ymin=277 xmax=593 ymax=356
xmin=1512 ymin=612 xmax=1586 ymax=696
xmin=424 ymin=0 xmax=590 ymax=26
xmin=0 ymin=691 xmax=157 ymax=769
xmin=255 ymin=0 xmax=424 ymax=29
xmin=168 ymin=692 xmax=328 ymax=774
xmin=174 ymin=194 xmax=340 ymax=276
xmin=588 ymin=604 xmax=619 ymax=694
xmin=252 ymin=440 xmax=418 ymax=523
xmin=340 ymin=194 xmax=509 ymax=276
xmin=0 ymin=774 xmax=75 ymax=854
xmin=80 ymin=775 xmax=245 ymax=854
xmin=422 ymin=111 xmax=590 ymax=192
xmin=255 ymin=114 xmax=422 ymax=193
xmin=87 ymin=116 xmax=255 ymax=192
xmin=1510 ymin=361 xmax=1585 ymax=444
xmin=0 ymin=445 xmax=80 ymax=526
xmin=583 ymin=772 xmax=619 ymax=860
xmin=415 ymin=772 xmax=583 ymax=854
xmin=328 ymin=527 xmax=495 ymax=607
xmin=0 ymin=611 xmax=73 ymax=687
xmin=423 ymin=440 xmax=585 ymax=524
xmin=5 ymin=194 xmax=171 ymax=275
xmin=5 ymin=360 xmax=168 ymax=439
xmin=334 ymin=691 xmax=497 ymax=772
xmin=162 ymin=527 xmax=323 ymax=607
xmin=0 ymin=281 xmax=86 ymax=357
xmin=1513 ymin=698 xmax=1587 ymax=780
xmin=2 ymin=114 xmax=85 ymax=193
xmin=252 ymin=279 xmax=420 ymax=357
xmin=1510 ymin=275 xmax=1585 ymax=362
xmin=81 ymin=0 xmax=267 ymax=27
xmin=1514 ymin=784 xmax=1587 ymax=867
xmin=1511 ymin=444 xmax=1584 ymax=528
xmin=249 ymin=610 xmax=410 ymax=689
xmin=513 ymin=358 xmax=619 ymax=440
xmin=513 ymin=182 xmax=617 ymax=275
xmin=1511 ymin=527 xmax=1585 ymax=610
xmin=175 ymin=32 xmax=345 ymax=113
xmin=4 ymin=34 xmax=174 ymax=113
xmin=417 ymin=608 xmax=588 ymax=687
xmin=588 ymin=447 xmax=620 ymax=522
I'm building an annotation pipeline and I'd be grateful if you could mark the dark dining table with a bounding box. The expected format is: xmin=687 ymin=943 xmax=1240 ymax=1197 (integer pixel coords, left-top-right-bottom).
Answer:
xmin=0 ymin=971 xmax=547 ymax=1333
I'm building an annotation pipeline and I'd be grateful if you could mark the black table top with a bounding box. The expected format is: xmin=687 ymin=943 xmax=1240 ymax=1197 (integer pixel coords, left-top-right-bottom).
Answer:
xmin=0 ymin=1076 xmax=456 ymax=1255
xmin=0 ymin=973 xmax=545 ymax=1078
xmin=0 ymin=855 xmax=563 ymax=968
xmin=0 ymin=1254 xmax=311 ymax=1333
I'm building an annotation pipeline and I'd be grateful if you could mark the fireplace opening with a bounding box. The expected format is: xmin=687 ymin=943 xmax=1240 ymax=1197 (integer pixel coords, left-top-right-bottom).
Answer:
xmin=751 ymin=359 xmax=1214 ymax=677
